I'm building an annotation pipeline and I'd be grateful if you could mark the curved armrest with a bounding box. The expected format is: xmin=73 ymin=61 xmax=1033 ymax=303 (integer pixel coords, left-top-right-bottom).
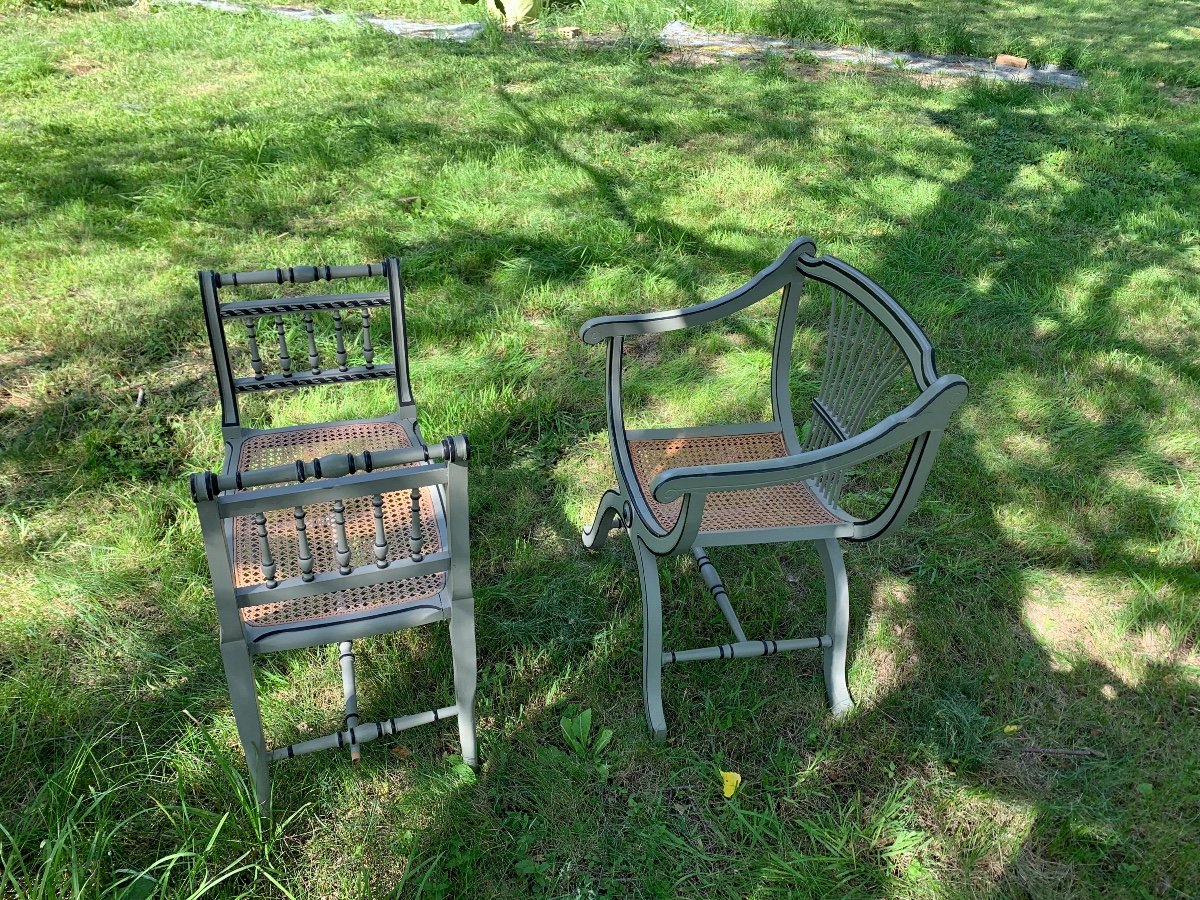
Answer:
xmin=579 ymin=237 xmax=816 ymax=345
xmin=650 ymin=374 xmax=968 ymax=502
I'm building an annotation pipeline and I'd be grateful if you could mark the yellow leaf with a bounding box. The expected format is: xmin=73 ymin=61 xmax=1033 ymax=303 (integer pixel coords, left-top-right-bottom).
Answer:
xmin=721 ymin=770 xmax=742 ymax=798
xmin=1004 ymin=723 xmax=1021 ymax=734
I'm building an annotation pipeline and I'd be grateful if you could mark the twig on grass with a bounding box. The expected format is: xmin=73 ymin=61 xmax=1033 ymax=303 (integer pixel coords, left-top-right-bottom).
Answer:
xmin=1022 ymin=745 xmax=1105 ymax=759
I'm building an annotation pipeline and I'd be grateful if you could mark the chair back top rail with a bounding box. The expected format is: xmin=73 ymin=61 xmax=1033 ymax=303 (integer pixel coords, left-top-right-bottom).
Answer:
xmin=213 ymin=263 xmax=386 ymax=288
xmin=579 ymin=237 xmax=938 ymax=389
xmin=579 ymin=237 xmax=817 ymax=345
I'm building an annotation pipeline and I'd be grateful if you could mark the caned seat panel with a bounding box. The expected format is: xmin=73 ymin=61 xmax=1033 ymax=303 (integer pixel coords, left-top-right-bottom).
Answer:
xmin=235 ymin=420 xmax=414 ymax=472
xmin=627 ymin=433 xmax=841 ymax=533
xmin=232 ymin=421 xmax=445 ymax=627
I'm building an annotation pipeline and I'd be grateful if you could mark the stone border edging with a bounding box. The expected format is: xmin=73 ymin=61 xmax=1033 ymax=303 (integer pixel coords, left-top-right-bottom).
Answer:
xmin=176 ymin=0 xmax=485 ymax=41
xmin=659 ymin=21 xmax=1086 ymax=89
xmin=171 ymin=1 xmax=1086 ymax=89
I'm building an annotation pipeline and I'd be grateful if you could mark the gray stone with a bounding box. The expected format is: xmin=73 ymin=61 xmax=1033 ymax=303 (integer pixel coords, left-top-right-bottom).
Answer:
xmin=658 ymin=20 xmax=1087 ymax=89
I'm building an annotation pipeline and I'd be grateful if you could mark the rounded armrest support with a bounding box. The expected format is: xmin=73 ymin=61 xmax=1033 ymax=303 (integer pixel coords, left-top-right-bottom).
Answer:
xmin=579 ymin=237 xmax=816 ymax=345
xmin=650 ymin=375 xmax=968 ymax=503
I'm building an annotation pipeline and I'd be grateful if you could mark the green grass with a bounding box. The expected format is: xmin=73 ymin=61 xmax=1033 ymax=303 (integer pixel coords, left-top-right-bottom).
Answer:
xmin=1 ymin=2 xmax=1199 ymax=897
xmin=299 ymin=0 xmax=1200 ymax=85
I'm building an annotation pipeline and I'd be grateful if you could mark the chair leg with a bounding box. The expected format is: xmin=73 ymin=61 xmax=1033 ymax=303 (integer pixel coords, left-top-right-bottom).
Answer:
xmin=449 ymin=597 xmax=479 ymax=770
xmin=582 ymin=489 xmax=624 ymax=551
xmin=338 ymin=641 xmax=361 ymax=763
xmin=817 ymin=539 xmax=854 ymax=717
xmin=632 ymin=535 xmax=668 ymax=741
xmin=219 ymin=640 xmax=272 ymax=816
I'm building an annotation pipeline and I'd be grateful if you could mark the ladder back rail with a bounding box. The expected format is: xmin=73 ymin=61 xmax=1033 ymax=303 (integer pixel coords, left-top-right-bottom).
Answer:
xmin=235 ymin=550 xmax=452 ymax=608
xmin=233 ymin=364 xmax=396 ymax=394
xmin=214 ymin=263 xmax=386 ymax=287
xmin=217 ymin=292 xmax=390 ymax=318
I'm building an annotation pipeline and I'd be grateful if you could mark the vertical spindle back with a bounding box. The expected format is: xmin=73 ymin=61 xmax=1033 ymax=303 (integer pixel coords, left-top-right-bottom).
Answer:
xmin=189 ymin=435 xmax=471 ymax=644
xmin=199 ymin=260 xmax=415 ymax=432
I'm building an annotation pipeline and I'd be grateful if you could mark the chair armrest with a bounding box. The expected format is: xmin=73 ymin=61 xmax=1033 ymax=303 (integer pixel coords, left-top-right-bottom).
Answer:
xmin=579 ymin=236 xmax=816 ymax=345
xmin=650 ymin=374 xmax=968 ymax=502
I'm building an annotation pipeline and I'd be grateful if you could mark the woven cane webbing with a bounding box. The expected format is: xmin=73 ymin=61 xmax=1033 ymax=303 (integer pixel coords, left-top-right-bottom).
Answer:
xmin=237 ymin=421 xmax=412 ymax=472
xmin=233 ymin=422 xmax=445 ymax=627
xmin=627 ymin=432 xmax=840 ymax=532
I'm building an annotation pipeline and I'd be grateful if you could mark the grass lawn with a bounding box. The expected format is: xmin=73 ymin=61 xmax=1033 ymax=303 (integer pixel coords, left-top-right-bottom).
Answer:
xmin=1 ymin=1 xmax=1199 ymax=897
xmin=316 ymin=0 xmax=1200 ymax=86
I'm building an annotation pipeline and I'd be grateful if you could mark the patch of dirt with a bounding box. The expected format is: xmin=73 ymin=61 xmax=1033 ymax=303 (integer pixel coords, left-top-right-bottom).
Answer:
xmin=58 ymin=55 xmax=100 ymax=77
xmin=1007 ymin=841 xmax=1079 ymax=897
xmin=0 ymin=350 xmax=56 ymax=411
xmin=1024 ymin=573 xmax=1200 ymax=677
xmin=858 ymin=578 xmax=919 ymax=700
xmin=1025 ymin=574 xmax=1119 ymax=650
xmin=623 ymin=333 xmax=662 ymax=367
xmin=1157 ymin=84 xmax=1199 ymax=105
xmin=933 ymin=791 xmax=1035 ymax=887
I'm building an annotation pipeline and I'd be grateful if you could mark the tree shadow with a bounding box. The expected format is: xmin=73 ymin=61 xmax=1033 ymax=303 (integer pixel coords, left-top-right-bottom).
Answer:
xmin=816 ymin=79 xmax=1200 ymax=894
xmin=4 ymin=23 xmax=1198 ymax=896
xmin=387 ymin=66 xmax=1199 ymax=896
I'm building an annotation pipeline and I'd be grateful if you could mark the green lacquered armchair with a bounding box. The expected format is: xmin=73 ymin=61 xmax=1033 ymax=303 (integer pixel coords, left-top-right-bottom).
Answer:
xmin=190 ymin=262 xmax=478 ymax=814
xmin=579 ymin=237 xmax=967 ymax=740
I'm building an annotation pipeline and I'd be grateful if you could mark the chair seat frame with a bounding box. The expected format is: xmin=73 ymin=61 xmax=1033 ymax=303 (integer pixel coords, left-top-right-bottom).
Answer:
xmin=579 ymin=237 xmax=967 ymax=739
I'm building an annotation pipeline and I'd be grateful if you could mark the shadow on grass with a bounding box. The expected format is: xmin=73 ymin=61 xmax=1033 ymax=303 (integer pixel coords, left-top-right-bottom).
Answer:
xmin=387 ymin=70 xmax=1199 ymax=897
xmin=2 ymin=25 xmax=1198 ymax=896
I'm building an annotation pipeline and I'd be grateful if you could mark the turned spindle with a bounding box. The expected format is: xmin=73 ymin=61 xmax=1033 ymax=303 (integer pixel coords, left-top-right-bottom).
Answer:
xmin=245 ymin=318 xmax=264 ymax=380
xmin=408 ymin=488 xmax=424 ymax=562
xmin=254 ymin=512 xmax=277 ymax=588
xmin=303 ymin=313 xmax=320 ymax=374
xmin=332 ymin=309 xmax=348 ymax=372
xmin=295 ymin=506 xmax=314 ymax=582
xmin=274 ymin=314 xmax=292 ymax=377
xmin=361 ymin=309 xmax=374 ymax=369
xmin=332 ymin=499 xmax=352 ymax=574
xmin=371 ymin=494 xmax=389 ymax=568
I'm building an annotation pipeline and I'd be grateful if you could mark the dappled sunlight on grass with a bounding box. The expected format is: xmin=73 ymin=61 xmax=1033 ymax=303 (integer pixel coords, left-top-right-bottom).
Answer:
xmin=1 ymin=1 xmax=1198 ymax=894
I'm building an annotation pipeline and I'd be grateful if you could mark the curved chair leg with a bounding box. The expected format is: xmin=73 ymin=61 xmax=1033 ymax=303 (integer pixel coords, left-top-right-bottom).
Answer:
xmin=449 ymin=596 xmax=479 ymax=770
xmin=817 ymin=539 xmax=854 ymax=717
xmin=632 ymin=535 xmax=668 ymax=741
xmin=220 ymin=641 xmax=272 ymax=816
xmin=582 ymin=489 xmax=624 ymax=551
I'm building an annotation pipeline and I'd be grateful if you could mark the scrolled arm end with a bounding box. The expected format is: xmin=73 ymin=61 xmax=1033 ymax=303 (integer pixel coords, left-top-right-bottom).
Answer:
xmin=579 ymin=316 xmax=627 ymax=346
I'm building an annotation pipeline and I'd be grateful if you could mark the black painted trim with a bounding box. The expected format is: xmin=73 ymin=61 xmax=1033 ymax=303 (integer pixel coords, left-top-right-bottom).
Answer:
xmin=812 ymin=398 xmax=849 ymax=442
xmin=250 ymin=602 xmax=445 ymax=642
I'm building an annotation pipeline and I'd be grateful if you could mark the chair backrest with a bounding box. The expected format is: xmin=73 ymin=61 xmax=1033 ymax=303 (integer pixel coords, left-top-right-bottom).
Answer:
xmin=776 ymin=251 xmax=941 ymax=515
xmin=190 ymin=437 xmax=470 ymax=646
xmin=199 ymin=260 xmax=414 ymax=433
